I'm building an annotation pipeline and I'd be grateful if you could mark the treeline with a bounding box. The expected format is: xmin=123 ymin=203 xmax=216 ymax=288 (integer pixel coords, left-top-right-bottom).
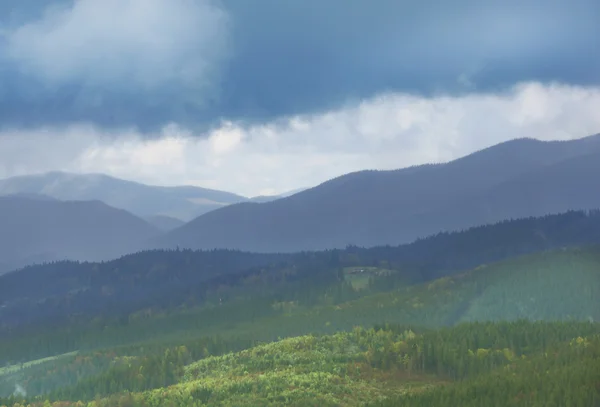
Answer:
xmin=367 ymin=326 xmax=600 ymax=407
xmin=365 ymin=320 xmax=600 ymax=378
xmin=373 ymin=352 xmax=600 ymax=407
xmin=47 ymin=334 xmax=262 ymax=402
xmin=0 ymin=271 xmax=359 ymax=365
xmin=3 ymin=209 xmax=600 ymax=338
xmin=352 ymin=208 xmax=600 ymax=281
xmin=2 ymin=320 xmax=599 ymax=407
xmin=2 ymin=242 xmax=599 ymax=367
xmin=0 ymin=249 xmax=289 ymax=330
xmin=0 ymin=334 xmax=264 ymax=400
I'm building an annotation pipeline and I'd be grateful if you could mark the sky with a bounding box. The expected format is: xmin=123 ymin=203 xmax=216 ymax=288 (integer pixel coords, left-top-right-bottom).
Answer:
xmin=0 ymin=0 xmax=599 ymax=197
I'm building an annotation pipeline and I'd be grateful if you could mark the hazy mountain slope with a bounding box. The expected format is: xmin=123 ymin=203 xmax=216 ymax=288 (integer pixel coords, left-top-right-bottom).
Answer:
xmin=341 ymin=150 xmax=600 ymax=246
xmin=432 ymin=150 xmax=600 ymax=229
xmin=321 ymin=247 xmax=600 ymax=328
xmin=249 ymin=187 xmax=309 ymax=203
xmin=3 ymin=209 xmax=600 ymax=334
xmin=157 ymin=134 xmax=600 ymax=252
xmin=1 ymin=192 xmax=58 ymax=201
xmin=0 ymin=172 xmax=247 ymax=221
xmin=0 ymin=196 xmax=159 ymax=272
xmin=144 ymin=215 xmax=186 ymax=232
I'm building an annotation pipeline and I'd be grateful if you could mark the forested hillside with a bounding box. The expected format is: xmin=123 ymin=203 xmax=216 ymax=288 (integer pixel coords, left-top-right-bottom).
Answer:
xmin=1 ymin=212 xmax=599 ymax=406
xmin=2 ymin=210 xmax=600 ymax=334
xmin=1 ymin=321 xmax=599 ymax=406
xmin=1 ymin=242 xmax=598 ymax=376
xmin=2 ymin=0 xmax=597 ymax=404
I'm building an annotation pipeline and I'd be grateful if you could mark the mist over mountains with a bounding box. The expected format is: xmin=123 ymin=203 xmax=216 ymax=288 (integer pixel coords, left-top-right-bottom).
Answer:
xmin=1 ymin=2 xmax=598 ymax=404
xmin=1 ymin=134 xmax=599 ymax=272
xmin=0 ymin=196 xmax=158 ymax=273
xmin=0 ymin=172 xmax=247 ymax=221
xmin=0 ymin=172 xmax=305 ymax=222
xmin=155 ymin=134 xmax=600 ymax=252
xmin=1 ymin=134 xmax=600 ymax=406
xmin=2 ymin=208 xmax=600 ymax=333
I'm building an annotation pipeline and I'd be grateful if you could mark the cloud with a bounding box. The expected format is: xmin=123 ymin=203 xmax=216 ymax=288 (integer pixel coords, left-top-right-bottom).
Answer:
xmin=0 ymin=0 xmax=598 ymax=131
xmin=6 ymin=0 xmax=228 ymax=88
xmin=5 ymin=0 xmax=228 ymax=87
xmin=0 ymin=0 xmax=229 ymax=130
xmin=1 ymin=82 xmax=598 ymax=197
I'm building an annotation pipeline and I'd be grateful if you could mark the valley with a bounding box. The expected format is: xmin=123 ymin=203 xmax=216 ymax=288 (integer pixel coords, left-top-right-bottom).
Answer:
xmin=0 ymin=238 xmax=599 ymax=406
xmin=2 ymin=3 xmax=598 ymax=404
xmin=0 ymin=137 xmax=599 ymax=406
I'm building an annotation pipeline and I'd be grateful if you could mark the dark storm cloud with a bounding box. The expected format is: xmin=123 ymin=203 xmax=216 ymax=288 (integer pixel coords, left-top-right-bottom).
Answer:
xmin=0 ymin=0 xmax=598 ymax=133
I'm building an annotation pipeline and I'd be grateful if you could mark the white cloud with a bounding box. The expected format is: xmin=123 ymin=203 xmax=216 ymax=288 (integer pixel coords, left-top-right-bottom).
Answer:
xmin=209 ymin=123 xmax=246 ymax=155
xmin=4 ymin=0 xmax=229 ymax=91
xmin=0 ymin=82 xmax=599 ymax=197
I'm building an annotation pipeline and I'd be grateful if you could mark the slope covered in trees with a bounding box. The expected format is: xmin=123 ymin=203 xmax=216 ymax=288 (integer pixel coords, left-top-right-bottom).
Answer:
xmin=1 ymin=321 xmax=599 ymax=406
xmin=2 ymin=210 xmax=600 ymax=334
xmin=1 ymin=244 xmax=598 ymax=390
xmin=1 ymin=210 xmax=599 ymax=405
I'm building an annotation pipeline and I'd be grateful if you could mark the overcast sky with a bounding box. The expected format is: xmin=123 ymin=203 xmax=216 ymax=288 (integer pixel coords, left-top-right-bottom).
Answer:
xmin=0 ymin=0 xmax=599 ymax=196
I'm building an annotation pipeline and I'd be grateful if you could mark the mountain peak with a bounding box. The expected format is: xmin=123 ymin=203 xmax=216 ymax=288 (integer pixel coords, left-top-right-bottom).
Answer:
xmin=155 ymin=134 xmax=600 ymax=253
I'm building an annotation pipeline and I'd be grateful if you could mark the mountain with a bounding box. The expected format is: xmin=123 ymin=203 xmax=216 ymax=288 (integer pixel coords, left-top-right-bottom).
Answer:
xmin=1 ymin=209 xmax=599 ymax=404
xmin=144 ymin=215 xmax=186 ymax=232
xmin=0 ymin=172 xmax=247 ymax=221
xmin=155 ymin=134 xmax=600 ymax=252
xmin=3 ymin=209 xmax=600 ymax=333
xmin=2 ymin=243 xmax=599 ymax=402
xmin=1 ymin=192 xmax=58 ymax=201
xmin=0 ymin=195 xmax=159 ymax=273
xmin=249 ymin=187 xmax=309 ymax=203
xmin=0 ymin=263 xmax=9 ymax=276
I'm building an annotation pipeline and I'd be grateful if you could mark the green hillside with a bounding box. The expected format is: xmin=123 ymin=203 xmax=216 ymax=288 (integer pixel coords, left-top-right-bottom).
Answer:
xmin=2 ymin=321 xmax=599 ymax=407
xmin=1 ymin=247 xmax=599 ymax=406
xmin=239 ymin=247 xmax=600 ymax=338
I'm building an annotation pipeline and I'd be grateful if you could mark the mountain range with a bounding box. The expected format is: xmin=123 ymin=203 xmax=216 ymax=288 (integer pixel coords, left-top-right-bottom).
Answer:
xmin=0 ymin=172 xmax=304 ymax=222
xmin=0 ymin=172 xmax=247 ymax=221
xmin=1 ymin=133 xmax=599 ymax=272
xmin=155 ymin=134 xmax=600 ymax=252
xmin=2 ymin=208 xmax=599 ymax=333
xmin=1 ymin=135 xmax=600 ymax=405
xmin=0 ymin=196 xmax=158 ymax=273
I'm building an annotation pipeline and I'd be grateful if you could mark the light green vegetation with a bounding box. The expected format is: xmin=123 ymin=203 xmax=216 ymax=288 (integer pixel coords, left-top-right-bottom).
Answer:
xmin=5 ymin=320 xmax=599 ymax=407
xmin=0 ymin=353 xmax=78 ymax=377
xmin=457 ymin=248 xmax=600 ymax=322
xmin=220 ymin=247 xmax=600 ymax=341
xmin=174 ymin=330 xmax=437 ymax=407
xmin=1 ymin=247 xmax=599 ymax=406
xmin=4 ymin=247 xmax=599 ymax=398
xmin=336 ymin=248 xmax=600 ymax=326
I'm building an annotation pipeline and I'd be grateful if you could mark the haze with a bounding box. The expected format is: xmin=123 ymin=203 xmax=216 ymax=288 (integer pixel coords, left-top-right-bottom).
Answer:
xmin=0 ymin=0 xmax=598 ymax=196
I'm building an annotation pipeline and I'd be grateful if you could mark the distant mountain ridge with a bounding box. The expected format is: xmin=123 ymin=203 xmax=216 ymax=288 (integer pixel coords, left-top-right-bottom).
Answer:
xmin=249 ymin=187 xmax=308 ymax=203
xmin=0 ymin=172 xmax=247 ymax=221
xmin=154 ymin=134 xmax=600 ymax=252
xmin=0 ymin=195 xmax=158 ymax=273
xmin=144 ymin=215 xmax=186 ymax=232
xmin=0 ymin=172 xmax=308 ymax=221
xmin=1 ymin=134 xmax=599 ymax=271
xmin=2 ymin=209 xmax=600 ymax=332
